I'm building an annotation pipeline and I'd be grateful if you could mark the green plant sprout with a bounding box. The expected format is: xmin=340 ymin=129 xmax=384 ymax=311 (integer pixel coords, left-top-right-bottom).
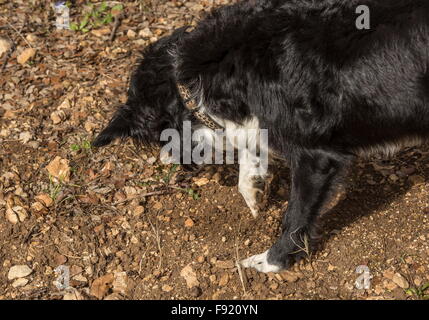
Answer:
xmin=48 ymin=175 xmax=63 ymax=201
xmin=405 ymin=282 xmax=429 ymax=300
xmin=70 ymin=2 xmax=123 ymax=33
xmin=162 ymin=164 xmax=179 ymax=184
xmin=70 ymin=139 xmax=92 ymax=152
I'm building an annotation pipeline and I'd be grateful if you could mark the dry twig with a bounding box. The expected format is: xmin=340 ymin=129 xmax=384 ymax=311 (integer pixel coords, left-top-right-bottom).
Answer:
xmin=234 ymin=219 xmax=248 ymax=296
xmin=112 ymin=189 xmax=173 ymax=205
xmin=109 ymin=12 xmax=123 ymax=42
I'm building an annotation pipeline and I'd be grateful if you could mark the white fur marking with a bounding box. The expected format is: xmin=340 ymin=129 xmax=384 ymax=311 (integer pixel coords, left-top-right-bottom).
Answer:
xmin=196 ymin=115 xmax=269 ymax=217
xmin=241 ymin=250 xmax=281 ymax=273
xmin=356 ymin=137 xmax=422 ymax=158
xmin=222 ymin=116 xmax=268 ymax=217
xmin=238 ymin=149 xmax=266 ymax=218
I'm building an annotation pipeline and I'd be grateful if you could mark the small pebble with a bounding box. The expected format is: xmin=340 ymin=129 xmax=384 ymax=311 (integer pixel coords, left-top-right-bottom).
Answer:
xmin=8 ymin=265 xmax=33 ymax=280
xmin=190 ymin=286 xmax=202 ymax=298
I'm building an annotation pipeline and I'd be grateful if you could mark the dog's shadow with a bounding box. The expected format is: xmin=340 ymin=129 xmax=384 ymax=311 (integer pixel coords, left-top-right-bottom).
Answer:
xmin=318 ymin=149 xmax=429 ymax=249
xmin=209 ymin=146 xmax=428 ymax=251
xmin=318 ymin=171 xmax=410 ymax=247
xmin=298 ymin=148 xmax=428 ymax=250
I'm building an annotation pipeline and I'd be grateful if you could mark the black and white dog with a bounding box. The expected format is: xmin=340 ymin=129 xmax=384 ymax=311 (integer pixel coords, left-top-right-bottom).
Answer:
xmin=93 ymin=0 xmax=429 ymax=273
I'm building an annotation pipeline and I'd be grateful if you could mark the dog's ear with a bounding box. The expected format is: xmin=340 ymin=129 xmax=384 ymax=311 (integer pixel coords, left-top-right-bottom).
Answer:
xmin=92 ymin=105 xmax=138 ymax=147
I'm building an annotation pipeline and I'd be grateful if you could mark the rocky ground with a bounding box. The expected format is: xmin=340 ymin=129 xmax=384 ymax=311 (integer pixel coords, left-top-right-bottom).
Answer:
xmin=0 ymin=0 xmax=428 ymax=300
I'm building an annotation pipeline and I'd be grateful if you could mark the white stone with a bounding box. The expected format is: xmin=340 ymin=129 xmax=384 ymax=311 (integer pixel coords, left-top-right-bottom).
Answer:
xmin=12 ymin=278 xmax=29 ymax=288
xmin=19 ymin=131 xmax=32 ymax=143
xmin=0 ymin=37 xmax=12 ymax=57
xmin=127 ymin=29 xmax=136 ymax=38
xmin=8 ymin=265 xmax=33 ymax=280
xmin=138 ymin=27 xmax=152 ymax=38
xmin=5 ymin=208 xmax=19 ymax=224
xmin=112 ymin=272 xmax=128 ymax=295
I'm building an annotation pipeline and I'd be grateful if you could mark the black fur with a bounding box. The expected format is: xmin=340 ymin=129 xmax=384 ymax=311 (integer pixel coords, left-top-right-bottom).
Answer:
xmin=94 ymin=0 xmax=429 ymax=271
xmin=93 ymin=27 xmax=194 ymax=148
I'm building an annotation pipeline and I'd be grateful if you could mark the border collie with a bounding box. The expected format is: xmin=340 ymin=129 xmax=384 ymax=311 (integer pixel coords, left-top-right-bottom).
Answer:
xmin=93 ymin=0 xmax=429 ymax=273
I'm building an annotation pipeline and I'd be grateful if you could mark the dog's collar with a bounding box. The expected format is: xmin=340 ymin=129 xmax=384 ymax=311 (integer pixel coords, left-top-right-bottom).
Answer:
xmin=177 ymin=84 xmax=223 ymax=130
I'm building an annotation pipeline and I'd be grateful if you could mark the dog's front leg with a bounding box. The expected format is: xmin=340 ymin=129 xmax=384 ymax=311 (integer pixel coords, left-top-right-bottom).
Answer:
xmin=238 ymin=148 xmax=268 ymax=218
xmin=242 ymin=149 xmax=352 ymax=272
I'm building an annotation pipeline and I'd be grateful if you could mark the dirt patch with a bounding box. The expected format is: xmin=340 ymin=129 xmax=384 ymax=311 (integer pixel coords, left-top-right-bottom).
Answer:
xmin=0 ymin=0 xmax=428 ymax=300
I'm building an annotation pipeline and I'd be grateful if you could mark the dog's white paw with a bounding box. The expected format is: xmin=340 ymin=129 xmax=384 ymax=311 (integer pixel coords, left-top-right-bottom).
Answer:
xmin=243 ymin=195 xmax=260 ymax=218
xmin=239 ymin=178 xmax=265 ymax=218
xmin=248 ymin=206 xmax=259 ymax=219
xmin=241 ymin=250 xmax=281 ymax=273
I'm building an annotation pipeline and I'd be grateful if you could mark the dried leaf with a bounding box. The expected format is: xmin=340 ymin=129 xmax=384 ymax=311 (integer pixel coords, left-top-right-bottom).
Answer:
xmin=46 ymin=156 xmax=70 ymax=182
xmin=17 ymin=48 xmax=36 ymax=65
xmin=90 ymin=274 xmax=114 ymax=299
xmin=180 ymin=264 xmax=199 ymax=288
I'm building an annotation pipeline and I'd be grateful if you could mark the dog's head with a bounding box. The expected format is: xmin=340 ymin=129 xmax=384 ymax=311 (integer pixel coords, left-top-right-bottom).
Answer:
xmin=92 ymin=27 xmax=193 ymax=149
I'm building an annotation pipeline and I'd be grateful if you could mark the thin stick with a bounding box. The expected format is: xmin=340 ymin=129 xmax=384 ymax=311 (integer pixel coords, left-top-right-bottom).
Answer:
xmin=234 ymin=218 xmax=248 ymax=296
xmin=55 ymin=246 xmax=83 ymax=260
xmin=112 ymin=190 xmax=173 ymax=205
xmin=147 ymin=214 xmax=162 ymax=271
xmin=235 ymin=250 xmax=248 ymax=296
xmin=138 ymin=247 xmax=149 ymax=275
xmin=2 ymin=20 xmax=33 ymax=48
xmin=22 ymin=224 xmax=38 ymax=244
xmin=109 ymin=13 xmax=123 ymax=42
